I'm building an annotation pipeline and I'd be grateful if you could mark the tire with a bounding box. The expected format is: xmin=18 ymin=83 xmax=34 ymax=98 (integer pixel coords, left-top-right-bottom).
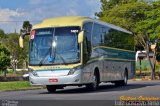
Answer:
xmin=46 ymin=85 xmax=56 ymax=93
xmin=86 ymin=72 xmax=99 ymax=91
xmin=115 ymin=71 xmax=128 ymax=86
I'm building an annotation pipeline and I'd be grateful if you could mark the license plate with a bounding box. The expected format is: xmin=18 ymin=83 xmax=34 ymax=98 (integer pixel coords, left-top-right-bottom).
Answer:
xmin=49 ymin=78 xmax=58 ymax=83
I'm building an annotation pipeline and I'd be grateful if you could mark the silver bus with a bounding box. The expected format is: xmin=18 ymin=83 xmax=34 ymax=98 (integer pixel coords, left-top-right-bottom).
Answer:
xmin=19 ymin=16 xmax=135 ymax=93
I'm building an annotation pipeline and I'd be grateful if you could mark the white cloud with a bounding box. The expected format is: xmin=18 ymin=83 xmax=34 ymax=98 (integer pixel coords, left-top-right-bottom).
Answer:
xmin=0 ymin=8 xmax=25 ymax=33
xmin=66 ymin=9 xmax=78 ymax=16
xmin=0 ymin=8 xmax=23 ymax=22
xmin=0 ymin=0 xmax=101 ymax=33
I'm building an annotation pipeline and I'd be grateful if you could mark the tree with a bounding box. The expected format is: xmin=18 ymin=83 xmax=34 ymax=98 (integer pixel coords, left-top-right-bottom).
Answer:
xmin=96 ymin=0 xmax=160 ymax=79
xmin=4 ymin=32 xmax=29 ymax=72
xmin=3 ymin=21 xmax=31 ymax=72
xmin=96 ymin=0 xmax=151 ymax=32
xmin=19 ymin=21 xmax=31 ymax=68
xmin=0 ymin=29 xmax=6 ymax=42
xmin=135 ymin=1 xmax=160 ymax=79
xmin=4 ymin=33 xmax=20 ymax=72
xmin=0 ymin=44 xmax=10 ymax=77
xmin=95 ymin=0 xmax=138 ymax=18
xmin=136 ymin=1 xmax=160 ymax=40
xmin=21 ymin=21 xmax=32 ymax=34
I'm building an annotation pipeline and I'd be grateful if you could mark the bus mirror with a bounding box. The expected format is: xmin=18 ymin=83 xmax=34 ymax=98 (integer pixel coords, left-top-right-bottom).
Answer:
xmin=78 ymin=31 xmax=84 ymax=43
xmin=19 ymin=31 xmax=30 ymax=48
xmin=19 ymin=36 xmax=24 ymax=48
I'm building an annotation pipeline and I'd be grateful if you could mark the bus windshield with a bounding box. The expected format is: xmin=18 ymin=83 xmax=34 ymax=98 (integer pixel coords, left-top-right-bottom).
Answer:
xmin=29 ymin=26 xmax=80 ymax=65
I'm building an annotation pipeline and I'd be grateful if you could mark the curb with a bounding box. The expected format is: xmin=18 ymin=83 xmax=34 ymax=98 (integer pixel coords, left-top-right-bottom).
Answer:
xmin=130 ymin=79 xmax=158 ymax=81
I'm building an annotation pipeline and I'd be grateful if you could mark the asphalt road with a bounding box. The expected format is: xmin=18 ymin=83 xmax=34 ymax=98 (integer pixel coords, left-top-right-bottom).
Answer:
xmin=0 ymin=80 xmax=160 ymax=100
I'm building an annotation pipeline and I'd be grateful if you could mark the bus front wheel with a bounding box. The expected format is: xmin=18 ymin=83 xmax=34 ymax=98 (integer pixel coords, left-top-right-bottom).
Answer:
xmin=86 ymin=72 xmax=99 ymax=91
xmin=46 ymin=85 xmax=56 ymax=93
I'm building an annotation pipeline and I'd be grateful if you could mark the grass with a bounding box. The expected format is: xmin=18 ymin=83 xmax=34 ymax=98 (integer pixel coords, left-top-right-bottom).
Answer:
xmin=0 ymin=81 xmax=42 ymax=91
xmin=136 ymin=59 xmax=160 ymax=74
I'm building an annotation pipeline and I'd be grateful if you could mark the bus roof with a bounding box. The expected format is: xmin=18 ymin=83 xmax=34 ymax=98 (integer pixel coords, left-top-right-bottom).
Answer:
xmin=33 ymin=16 xmax=91 ymax=29
xmin=33 ymin=16 xmax=132 ymax=34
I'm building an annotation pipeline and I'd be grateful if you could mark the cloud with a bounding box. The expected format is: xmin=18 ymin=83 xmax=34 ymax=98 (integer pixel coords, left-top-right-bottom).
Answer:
xmin=66 ymin=9 xmax=78 ymax=16
xmin=0 ymin=8 xmax=25 ymax=33
xmin=0 ymin=0 xmax=101 ymax=33
xmin=0 ymin=8 xmax=23 ymax=22
xmin=28 ymin=0 xmax=100 ymax=17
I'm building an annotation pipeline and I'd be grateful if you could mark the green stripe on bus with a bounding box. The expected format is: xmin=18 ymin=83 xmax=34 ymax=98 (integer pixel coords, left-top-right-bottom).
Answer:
xmin=93 ymin=46 xmax=135 ymax=53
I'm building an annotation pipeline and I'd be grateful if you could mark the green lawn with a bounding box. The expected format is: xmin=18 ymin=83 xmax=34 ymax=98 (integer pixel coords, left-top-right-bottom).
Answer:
xmin=0 ymin=81 xmax=42 ymax=91
xmin=136 ymin=60 xmax=160 ymax=72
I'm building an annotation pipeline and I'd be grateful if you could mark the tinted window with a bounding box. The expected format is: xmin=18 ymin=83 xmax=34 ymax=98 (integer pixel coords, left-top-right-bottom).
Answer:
xmin=91 ymin=23 xmax=134 ymax=51
xmin=92 ymin=24 xmax=101 ymax=47
xmin=83 ymin=22 xmax=93 ymax=54
xmin=104 ymin=28 xmax=134 ymax=50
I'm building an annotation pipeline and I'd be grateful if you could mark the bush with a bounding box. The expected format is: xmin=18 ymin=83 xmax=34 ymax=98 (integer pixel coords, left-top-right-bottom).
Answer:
xmin=0 ymin=44 xmax=11 ymax=77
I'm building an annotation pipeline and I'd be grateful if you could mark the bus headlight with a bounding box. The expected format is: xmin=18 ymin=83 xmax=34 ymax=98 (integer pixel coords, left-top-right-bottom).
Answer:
xmin=68 ymin=65 xmax=82 ymax=75
xmin=68 ymin=69 xmax=76 ymax=75
xmin=31 ymin=71 xmax=39 ymax=77
xmin=28 ymin=68 xmax=39 ymax=77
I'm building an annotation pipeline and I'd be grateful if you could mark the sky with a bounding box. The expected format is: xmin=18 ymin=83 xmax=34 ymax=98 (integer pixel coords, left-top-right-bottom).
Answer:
xmin=0 ymin=0 xmax=101 ymax=33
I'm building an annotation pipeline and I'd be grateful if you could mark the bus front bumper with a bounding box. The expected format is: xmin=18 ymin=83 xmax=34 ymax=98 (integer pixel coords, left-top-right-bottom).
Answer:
xmin=29 ymin=74 xmax=83 ymax=86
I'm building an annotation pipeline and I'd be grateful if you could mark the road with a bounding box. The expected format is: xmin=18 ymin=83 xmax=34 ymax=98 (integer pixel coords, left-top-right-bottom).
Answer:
xmin=0 ymin=80 xmax=160 ymax=100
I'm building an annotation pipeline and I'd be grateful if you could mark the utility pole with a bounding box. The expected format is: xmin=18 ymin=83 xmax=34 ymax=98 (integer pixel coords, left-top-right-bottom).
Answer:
xmin=151 ymin=43 xmax=157 ymax=80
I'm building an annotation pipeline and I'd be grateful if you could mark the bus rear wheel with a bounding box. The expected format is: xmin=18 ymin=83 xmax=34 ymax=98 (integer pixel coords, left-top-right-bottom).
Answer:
xmin=46 ymin=85 xmax=56 ymax=93
xmin=115 ymin=71 xmax=128 ymax=86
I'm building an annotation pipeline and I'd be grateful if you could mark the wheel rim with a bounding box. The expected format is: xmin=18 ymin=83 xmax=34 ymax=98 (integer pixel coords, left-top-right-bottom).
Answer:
xmin=93 ymin=74 xmax=97 ymax=88
xmin=124 ymin=73 xmax=127 ymax=84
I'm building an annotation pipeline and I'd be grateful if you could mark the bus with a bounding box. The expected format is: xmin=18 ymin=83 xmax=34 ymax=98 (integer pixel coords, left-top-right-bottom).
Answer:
xmin=19 ymin=16 xmax=135 ymax=93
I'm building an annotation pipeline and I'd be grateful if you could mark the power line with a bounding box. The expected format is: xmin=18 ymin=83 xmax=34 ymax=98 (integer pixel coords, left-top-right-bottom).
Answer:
xmin=0 ymin=21 xmax=41 ymax=22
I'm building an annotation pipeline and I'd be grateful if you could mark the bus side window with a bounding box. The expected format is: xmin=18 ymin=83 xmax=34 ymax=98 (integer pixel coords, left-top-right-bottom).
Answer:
xmin=83 ymin=22 xmax=93 ymax=62
xmin=83 ymin=37 xmax=89 ymax=64
xmin=92 ymin=24 xmax=101 ymax=47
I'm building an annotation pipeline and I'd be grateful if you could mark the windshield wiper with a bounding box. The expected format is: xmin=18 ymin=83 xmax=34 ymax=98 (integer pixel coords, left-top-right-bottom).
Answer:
xmin=38 ymin=47 xmax=52 ymax=66
xmin=38 ymin=47 xmax=67 ymax=66
xmin=53 ymin=49 xmax=67 ymax=65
